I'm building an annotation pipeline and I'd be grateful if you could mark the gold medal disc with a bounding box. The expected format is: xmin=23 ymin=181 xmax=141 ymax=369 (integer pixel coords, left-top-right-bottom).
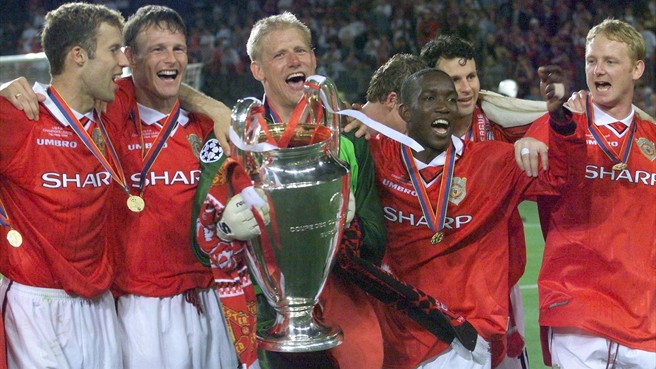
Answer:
xmin=431 ymin=232 xmax=444 ymax=244
xmin=612 ymin=163 xmax=627 ymax=171
xmin=7 ymin=229 xmax=22 ymax=247
xmin=127 ymin=195 xmax=145 ymax=213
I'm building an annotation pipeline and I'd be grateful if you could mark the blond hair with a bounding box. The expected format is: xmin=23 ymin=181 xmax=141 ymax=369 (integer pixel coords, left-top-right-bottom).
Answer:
xmin=586 ymin=19 xmax=646 ymax=62
xmin=246 ymin=12 xmax=312 ymax=62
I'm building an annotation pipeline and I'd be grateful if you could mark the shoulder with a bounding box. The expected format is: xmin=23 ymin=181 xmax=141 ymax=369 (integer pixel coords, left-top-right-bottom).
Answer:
xmin=367 ymin=134 xmax=399 ymax=160
xmin=339 ymin=129 xmax=368 ymax=149
xmin=113 ymin=77 xmax=136 ymax=106
xmin=464 ymin=139 xmax=513 ymax=159
xmin=0 ymin=97 xmax=41 ymax=126
xmin=339 ymin=129 xmax=371 ymax=161
xmin=187 ymin=112 xmax=214 ymax=137
xmin=104 ymin=77 xmax=136 ymax=128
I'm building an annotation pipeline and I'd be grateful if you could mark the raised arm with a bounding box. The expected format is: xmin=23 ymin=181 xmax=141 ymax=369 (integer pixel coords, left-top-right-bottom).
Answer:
xmin=515 ymin=65 xmax=574 ymax=176
xmin=179 ymin=83 xmax=232 ymax=154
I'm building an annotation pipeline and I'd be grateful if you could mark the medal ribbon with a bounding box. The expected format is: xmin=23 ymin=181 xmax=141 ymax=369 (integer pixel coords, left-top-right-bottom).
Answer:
xmin=132 ymin=101 xmax=181 ymax=196
xmin=47 ymin=87 xmax=129 ymax=194
xmin=0 ymin=197 xmax=21 ymax=246
xmin=263 ymin=94 xmax=312 ymax=149
xmin=400 ymin=143 xmax=456 ymax=236
xmin=0 ymin=198 xmax=13 ymax=228
xmin=585 ymin=97 xmax=636 ymax=167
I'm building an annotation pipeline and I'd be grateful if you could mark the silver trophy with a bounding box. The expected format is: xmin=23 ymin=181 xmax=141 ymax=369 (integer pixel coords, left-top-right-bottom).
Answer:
xmin=230 ymin=76 xmax=349 ymax=352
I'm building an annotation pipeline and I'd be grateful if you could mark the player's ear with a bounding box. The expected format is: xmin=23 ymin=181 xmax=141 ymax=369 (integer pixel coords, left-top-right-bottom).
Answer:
xmin=71 ymin=46 xmax=86 ymax=67
xmin=632 ymin=59 xmax=645 ymax=81
xmin=124 ymin=47 xmax=138 ymax=69
xmin=251 ymin=61 xmax=264 ymax=82
xmin=385 ymin=92 xmax=398 ymax=111
xmin=398 ymin=103 xmax=410 ymax=123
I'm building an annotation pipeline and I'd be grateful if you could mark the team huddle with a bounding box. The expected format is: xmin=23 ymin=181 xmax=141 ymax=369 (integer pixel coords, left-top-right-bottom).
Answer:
xmin=0 ymin=2 xmax=653 ymax=369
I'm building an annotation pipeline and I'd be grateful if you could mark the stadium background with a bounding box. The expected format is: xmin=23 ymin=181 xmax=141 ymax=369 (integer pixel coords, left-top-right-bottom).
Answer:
xmin=1 ymin=1 xmax=654 ymax=368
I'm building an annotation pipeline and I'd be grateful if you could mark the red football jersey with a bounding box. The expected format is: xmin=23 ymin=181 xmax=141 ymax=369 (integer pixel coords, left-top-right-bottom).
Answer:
xmin=468 ymin=104 xmax=531 ymax=287
xmin=369 ymin=125 xmax=582 ymax=369
xmin=104 ymin=78 xmax=214 ymax=297
xmin=528 ymin=108 xmax=656 ymax=353
xmin=0 ymin=85 xmax=115 ymax=298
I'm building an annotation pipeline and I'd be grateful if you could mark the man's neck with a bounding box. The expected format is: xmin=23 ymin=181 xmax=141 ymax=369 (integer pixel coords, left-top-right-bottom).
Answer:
xmin=135 ymin=91 xmax=178 ymax=114
xmin=595 ymin=101 xmax=634 ymax=121
xmin=413 ymin=146 xmax=442 ymax=165
xmin=50 ymin=76 xmax=94 ymax=114
xmin=265 ymin=98 xmax=294 ymax=123
xmin=361 ymin=102 xmax=385 ymax=123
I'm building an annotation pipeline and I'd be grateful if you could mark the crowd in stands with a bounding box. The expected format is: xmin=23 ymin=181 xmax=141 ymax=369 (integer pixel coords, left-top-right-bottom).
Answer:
xmin=1 ymin=0 xmax=655 ymax=115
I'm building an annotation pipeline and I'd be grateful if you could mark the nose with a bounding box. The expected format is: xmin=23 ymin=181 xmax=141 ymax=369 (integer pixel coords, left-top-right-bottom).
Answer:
xmin=457 ymin=79 xmax=472 ymax=95
xmin=434 ymin=97 xmax=450 ymax=112
xmin=287 ymin=52 xmax=301 ymax=67
xmin=117 ymin=49 xmax=129 ymax=68
xmin=163 ymin=48 xmax=177 ymax=63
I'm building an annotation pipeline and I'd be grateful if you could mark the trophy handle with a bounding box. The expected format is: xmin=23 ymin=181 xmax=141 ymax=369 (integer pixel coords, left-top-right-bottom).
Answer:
xmin=305 ymin=75 xmax=341 ymax=158
xmin=230 ymin=96 xmax=264 ymax=173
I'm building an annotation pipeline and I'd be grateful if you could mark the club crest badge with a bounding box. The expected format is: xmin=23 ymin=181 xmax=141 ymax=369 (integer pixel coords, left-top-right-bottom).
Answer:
xmin=636 ymin=137 xmax=656 ymax=161
xmin=92 ymin=128 xmax=106 ymax=156
xmin=449 ymin=177 xmax=466 ymax=205
xmin=199 ymin=138 xmax=223 ymax=163
xmin=188 ymin=134 xmax=202 ymax=159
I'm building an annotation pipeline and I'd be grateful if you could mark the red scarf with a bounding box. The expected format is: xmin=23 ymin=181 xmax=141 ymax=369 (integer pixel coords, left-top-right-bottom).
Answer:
xmin=196 ymin=159 xmax=258 ymax=368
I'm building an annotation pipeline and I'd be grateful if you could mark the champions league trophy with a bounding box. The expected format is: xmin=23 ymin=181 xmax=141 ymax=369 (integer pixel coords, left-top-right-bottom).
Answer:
xmin=230 ymin=76 xmax=350 ymax=352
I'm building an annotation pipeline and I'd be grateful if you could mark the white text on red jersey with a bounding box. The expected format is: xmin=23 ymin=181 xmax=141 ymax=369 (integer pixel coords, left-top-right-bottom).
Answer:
xmin=128 ymin=170 xmax=200 ymax=187
xmin=585 ymin=165 xmax=656 ymax=186
xmin=383 ymin=207 xmax=472 ymax=229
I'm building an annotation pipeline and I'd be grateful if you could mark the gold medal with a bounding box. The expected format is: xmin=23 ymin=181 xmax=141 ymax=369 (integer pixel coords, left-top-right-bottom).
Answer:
xmin=612 ymin=162 xmax=627 ymax=171
xmin=127 ymin=195 xmax=145 ymax=213
xmin=7 ymin=229 xmax=22 ymax=247
xmin=431 ymin=232 xmax=444 ymax=244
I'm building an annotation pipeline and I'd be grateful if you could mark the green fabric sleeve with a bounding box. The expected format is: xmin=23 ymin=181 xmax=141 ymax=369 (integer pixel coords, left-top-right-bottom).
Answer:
xmin=189 ymin=132 xmax=228 ymax=267
xmin=339 ymin=131 xmax=387 ymax=264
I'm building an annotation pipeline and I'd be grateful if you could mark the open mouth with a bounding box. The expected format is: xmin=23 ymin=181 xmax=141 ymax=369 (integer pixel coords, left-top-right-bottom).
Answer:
xmin=594 ymin=81 xmax=611 ymax=91
xmin=431 ymin=118 xmax=450 ymax=136
xmin=286 ymin=72 xmax=306 ymax=88
xmin=157 ymin=69 xmax=179 ymax=81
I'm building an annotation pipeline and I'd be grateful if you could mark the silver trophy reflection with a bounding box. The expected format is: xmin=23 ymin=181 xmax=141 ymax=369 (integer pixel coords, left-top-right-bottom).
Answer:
xmin=230 ymin=76 xmax=349 ymax=352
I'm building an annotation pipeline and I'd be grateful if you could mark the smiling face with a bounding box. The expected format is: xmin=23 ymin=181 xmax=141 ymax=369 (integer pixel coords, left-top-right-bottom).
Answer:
xmin=435 ymin=57 xmax=480 ymax=121
xmin=585 ymin=34 xmax=644 ymax=118
xmin=250 ymin=27 xmax=317 ymax=121
xmin=401 ymin=70 xmax=458 ymax=163
xmin=127 ymin=23 xmax=187 ymax=112
xmin=81 ymin=22 xmax=128 ymax=103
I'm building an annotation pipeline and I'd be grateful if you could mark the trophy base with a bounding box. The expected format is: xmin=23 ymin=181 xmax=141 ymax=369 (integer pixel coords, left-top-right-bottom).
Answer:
xmin=258 ymin=313 xmax=343 ymax=353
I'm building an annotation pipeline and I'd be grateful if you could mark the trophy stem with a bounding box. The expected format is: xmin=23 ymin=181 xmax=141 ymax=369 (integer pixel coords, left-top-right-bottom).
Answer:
xmin=258 ymin=303 xmax=343 ymax=352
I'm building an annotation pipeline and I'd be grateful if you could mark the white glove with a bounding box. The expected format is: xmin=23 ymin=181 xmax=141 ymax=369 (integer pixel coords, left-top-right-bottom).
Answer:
xmin=345 ymin=192 xmax=355 ymax=226
xmin=216 ymin=187 xmax=270 ymax=241
xmin=450 ymin=335 xmax=490 ymax=365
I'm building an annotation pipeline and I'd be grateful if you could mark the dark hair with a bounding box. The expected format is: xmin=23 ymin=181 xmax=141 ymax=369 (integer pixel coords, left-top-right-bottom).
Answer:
xmin=366 ymin=54 xmax=427 ymax=103
xmin=419 ymin=34 xmax=475 ymax=68
xmin=42 ymin=2 xmax=124 ymax=76
xmin=123 ymin=5 xmax=186 ymax=53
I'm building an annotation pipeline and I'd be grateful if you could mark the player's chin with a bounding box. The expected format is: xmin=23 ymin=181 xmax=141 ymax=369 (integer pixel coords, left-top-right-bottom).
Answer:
xmin=100 ymin=89 xmax=117 ymax=103
xmin=458 ymin=104 xmax=475 ymax=116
